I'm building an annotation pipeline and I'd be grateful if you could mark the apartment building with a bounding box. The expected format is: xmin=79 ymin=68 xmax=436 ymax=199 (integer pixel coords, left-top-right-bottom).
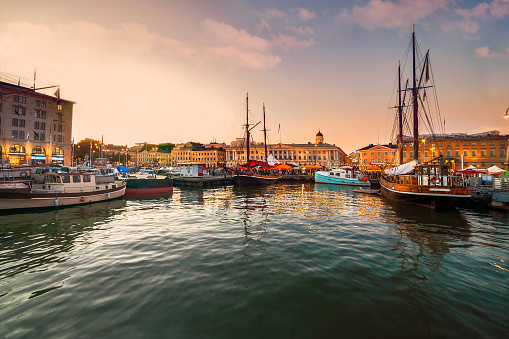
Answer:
xmin=0 ymin=78 xmax=74 ymax=166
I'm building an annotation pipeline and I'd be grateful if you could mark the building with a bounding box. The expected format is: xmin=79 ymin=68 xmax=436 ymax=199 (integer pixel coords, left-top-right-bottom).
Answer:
xmin=171 ymin=142 xmax=226 ymax=167
xmin=401 ymin=131 xmax=508 ymax=170
xmin=357 ymin=143 xmax=399 ymax=168
xmin=226 ymin=131 xmax=348 ymax=167
xmin=128 ymin=147 xmax=172 ymax=167
xmin=0 ymin=77 xmax=74 ymax=166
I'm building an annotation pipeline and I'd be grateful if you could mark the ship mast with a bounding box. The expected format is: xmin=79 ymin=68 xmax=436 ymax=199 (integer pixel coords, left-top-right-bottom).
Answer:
xmin=412 ymin=24 xmax=419 ymax=161
xmin=245 ymin=93 xmax=250 ymax=170
xmin=263 ymin=103 xmax=268 ymax=162
xmin=398 ymin=60 xmax=403 ymax=165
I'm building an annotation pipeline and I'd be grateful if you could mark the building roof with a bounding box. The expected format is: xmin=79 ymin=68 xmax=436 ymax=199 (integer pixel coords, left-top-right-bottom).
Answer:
xmin=0 ymin=80 xmax=76 ymax=104
xmin=357 ymin=143 xmax=398 ymax=151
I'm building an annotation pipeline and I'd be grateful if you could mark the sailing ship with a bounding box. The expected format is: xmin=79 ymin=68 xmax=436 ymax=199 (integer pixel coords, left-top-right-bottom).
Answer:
xmin=231 ymin=94 xmax=281 ymax=186
xmin=379 ymin=25 xmax=470 ymax=209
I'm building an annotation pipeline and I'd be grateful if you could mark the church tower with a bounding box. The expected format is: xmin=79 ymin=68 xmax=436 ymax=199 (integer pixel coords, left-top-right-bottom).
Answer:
xmin=316 ymin=130 xmax=324 ymax=145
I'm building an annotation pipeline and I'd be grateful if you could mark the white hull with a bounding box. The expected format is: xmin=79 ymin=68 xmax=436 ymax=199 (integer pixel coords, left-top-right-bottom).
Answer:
xmin=0 ymin=186 xmax=126 ymax=211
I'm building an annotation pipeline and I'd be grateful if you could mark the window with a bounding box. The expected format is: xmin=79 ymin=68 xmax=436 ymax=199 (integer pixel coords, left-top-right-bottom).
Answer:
xmin=378 ymin=152 xmax=381 ymax=156
xmin=481 ymin=150 xmax=486 ymax=156
xmin=481 ymin=141 xmax=485 ymax=146
xmin=40 ymin=133 xmax=45 ymax=141
xmin=20 ymin=119 xmax=25 ymax=127
xmin=481 ymin=161 xmax=486 ymax=167
xmin=57 ymin=113 xmax=63 ymax=122
xmin=447 ymin=150 xmax=451 ymax=156
xmin=41 ymin=122 xmax=46 ymax=130
xmin=455 ymin=150 xmax=460 ymax=157
xmin=384 ymin=152 xmax=388 ymax=155
xmin=464 ymin=150 xmax=468 ymax=156
xmin=472 ymin=150 xmax=477 ymax=156
xmin=58 ymin=125 xmax=63 ymax=132
xmin=35 ymin=110 xmax=41 ymax=118
xmin=425 ymin=151 xmax=428 ymax=157
xmin=34 ymin=132 xmax=40 ymax=141
xmin=447 ymin=143 xmax=451 ymax=147
xmin=490 ymin=149 xmax=495 ymax=157
xmin=439 ymin=143 xmax=443 ymax=147
xmin=463 ymin=142 xmax=468 ymax=146
xmin=62 ymin=176 xmax=70 ymax=183
xmin=41 ymin=111 xmax=46 ymax=119
xmin=19 ymin=131 xmax=24 ymax=139
xmin=490 ymin=141 xmax=495 ymax=146
xmin=34 ymin=121 xmax=40 ymax=129
xmin=472 ymin=142 xmax=477 ymax=146
xmin=11 ymin=130 xmax=18 ymax=138
xmin=455 ymin=143 xmax=460 ymax=147
xmin=464 ymin=162 xmax=468 ymax=167
xmin=83 ymin=175 xmax=91 ymax=182
xmin=501 ymin=149 xmax=506 ymax=157
xmin=491 ymin=162 xmax=495 ymax=166
xmin=12 ymin=118 xmax=18 ymax=126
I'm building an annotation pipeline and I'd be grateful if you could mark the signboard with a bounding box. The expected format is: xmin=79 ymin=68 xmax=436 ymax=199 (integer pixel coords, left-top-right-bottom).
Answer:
xmin=31 ymin=155 xmax=46 ymax=161
xmin=52 ymin=156 xmax=64 ymax=161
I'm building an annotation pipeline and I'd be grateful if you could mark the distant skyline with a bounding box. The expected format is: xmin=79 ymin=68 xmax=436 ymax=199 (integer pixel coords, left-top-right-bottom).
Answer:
xmin=0 ymin=0 xmax=508 ymax=153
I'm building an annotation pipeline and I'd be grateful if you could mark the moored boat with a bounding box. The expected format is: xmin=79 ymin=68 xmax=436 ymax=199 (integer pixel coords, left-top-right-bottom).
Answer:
xmin=231 ymin=94 xmax=281 ymax=186
xmin=314 ymin=166 xmax=370 ymax=187
xmin=0 ymin=172 xmax=126 ymax=211
xmin=380 ymin=25 xmax=470 ymax=209
xmin=125 ymin=175 xmax=173 ymax=195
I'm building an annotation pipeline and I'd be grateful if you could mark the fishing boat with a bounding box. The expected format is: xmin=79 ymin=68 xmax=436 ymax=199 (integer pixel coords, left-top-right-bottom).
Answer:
xmin=125 ymin=173 xmax=173 ymax=195
xmin=0 ymin=172 xmax=126 ymax=211
xmin=231 ymin=94 xmax=281 ymax=186
xmin=314 ymin=166 xmax=370 ymax=187
xmin=379 ymin=25 xmax=470 ymax=209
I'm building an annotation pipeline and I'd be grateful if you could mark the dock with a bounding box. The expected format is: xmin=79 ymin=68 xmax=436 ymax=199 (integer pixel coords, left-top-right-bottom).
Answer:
xmin=172 ymin=175 xmax=233 ymax=187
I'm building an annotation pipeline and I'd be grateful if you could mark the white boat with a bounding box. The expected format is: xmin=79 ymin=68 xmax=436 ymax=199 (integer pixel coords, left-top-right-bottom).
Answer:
xmin=0 ymin=172 xmax=126 ymax=211
xmin=314 ymin=166 xmax=370 ymax=187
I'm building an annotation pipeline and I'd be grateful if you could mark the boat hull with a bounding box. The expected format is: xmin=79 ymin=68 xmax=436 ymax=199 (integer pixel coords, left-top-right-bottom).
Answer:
xmin=314 ymin=172 xmax=370 ymax=187
xmin=380 ymin=176 xmax=470 ymax=209
xmin=125 ymin=177 xmax=173 ymax=195
xmin=232 ymin=172 xmax=281 ymax=186
xmin=0 ymin=184 xmax=126 ymax=211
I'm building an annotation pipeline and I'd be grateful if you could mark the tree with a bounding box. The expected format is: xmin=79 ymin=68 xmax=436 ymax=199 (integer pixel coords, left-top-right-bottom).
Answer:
xmin=158 ymin=143 xmax=175 ymax=152
xmin=75 ymin=138 xmax=101 ymax=161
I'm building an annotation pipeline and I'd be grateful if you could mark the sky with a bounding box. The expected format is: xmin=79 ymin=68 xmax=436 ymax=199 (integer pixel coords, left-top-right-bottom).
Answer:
xmin=0 ymin=0 xmax=508 ymax=154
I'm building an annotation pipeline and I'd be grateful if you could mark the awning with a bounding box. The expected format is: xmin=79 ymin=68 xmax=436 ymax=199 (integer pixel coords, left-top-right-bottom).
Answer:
xmin=116 ymin=166 xmax=130 ymax=173
xmin=385 ymin=160 xmax=418 ymax=175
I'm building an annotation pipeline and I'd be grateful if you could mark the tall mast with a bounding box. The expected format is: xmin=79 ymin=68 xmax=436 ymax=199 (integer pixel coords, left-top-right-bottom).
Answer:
xmin=412 ymin=24 xmax=419 ymax=161
xmin=246 ymin=93 xmax=250 ymax=170
xmin=263 ymin=103 xmax=268 ymax=162
xmin=398 ymin=60 xmax=403 ymax=165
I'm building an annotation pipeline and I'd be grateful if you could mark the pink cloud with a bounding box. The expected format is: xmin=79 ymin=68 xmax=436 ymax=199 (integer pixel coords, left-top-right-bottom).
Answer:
xmin=274 ymin=33 xmax=315 ymax=51
xmin=341 ymin=0 xmax=450 ymax=30
xmin=474 ymin=46 xmax=509 ymax=60
xmin=442 ymin=20 xmax=480 ymax=34
xmin=265 ymin=8 xmax=288 ymax=20
xmin=295 ymin=8 xmax=317 ymax=22
xmin=286 ymin=26 xmax=315 ymax=36
xmin=456 ymin=0 xmax=509 ymax=19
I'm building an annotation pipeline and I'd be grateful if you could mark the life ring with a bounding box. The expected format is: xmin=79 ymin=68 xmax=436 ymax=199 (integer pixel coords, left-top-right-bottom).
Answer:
xmin=431 ymin=176 xmax=442 ymax=185
xmin=20 ymin=171 xmax=28 ymax=177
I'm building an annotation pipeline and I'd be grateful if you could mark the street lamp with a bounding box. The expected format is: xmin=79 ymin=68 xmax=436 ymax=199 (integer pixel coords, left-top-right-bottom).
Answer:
xmin=504 ymin=108 xmax=509 ymax=119
xmin=421 ymin=138 xmax=426 ymax=163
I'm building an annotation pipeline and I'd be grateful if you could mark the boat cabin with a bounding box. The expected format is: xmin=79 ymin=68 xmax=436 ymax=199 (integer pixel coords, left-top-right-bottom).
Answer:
xmin=33 ymin=172 xmax=120 ymax=193
xmin=416 ymin=163 xmax=452 ymax=186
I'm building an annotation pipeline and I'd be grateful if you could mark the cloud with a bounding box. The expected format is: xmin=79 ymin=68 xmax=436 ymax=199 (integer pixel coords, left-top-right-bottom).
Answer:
xmin=442 ymin=20 xmax=480 ymax=34
xmin=474 ymin=46 xmax=509 ymax=60
xmin=274 ymin=34 xmax=315 ymax=51
xmin=286 ymin=26 xmax=314 ymax=36
xmin=456 ymin=0 xmax=509 ymax=19
xmin=295 ymin=8 xmax=317 ymax=22
xmin=340 ymin=0 xmax=450 ymax=30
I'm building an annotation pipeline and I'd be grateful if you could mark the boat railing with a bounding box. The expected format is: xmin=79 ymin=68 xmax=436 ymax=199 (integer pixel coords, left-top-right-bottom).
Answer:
xmin=36 ymin=182 xmax=120 ymax=193
xmin=386 ymin=174 xmax=468 ymax=187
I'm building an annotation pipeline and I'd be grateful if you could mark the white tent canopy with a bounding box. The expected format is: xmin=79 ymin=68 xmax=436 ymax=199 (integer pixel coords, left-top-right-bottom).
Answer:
xmin=267 ymin=154 xmax=279 ymax=166
xmin=487 ymin=165 xmax=505 ymax=174
xmin=385 ymin=160 xmax=418 ymax=176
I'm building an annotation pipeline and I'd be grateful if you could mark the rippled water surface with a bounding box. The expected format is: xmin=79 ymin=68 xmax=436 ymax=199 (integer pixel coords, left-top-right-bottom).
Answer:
xmin=0 ymin=184 xmax=508 ymax=338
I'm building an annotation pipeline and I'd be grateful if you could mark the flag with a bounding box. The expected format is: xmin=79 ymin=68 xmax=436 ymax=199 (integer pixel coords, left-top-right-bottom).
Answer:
xmin=49 ymin=135 xmax=52 ymax=145
xmin=278 ymin=124 xmax=280 ymax=133
xmin=54 ymin=88 xmax=60 ymax=99
xmin=27 ymin=133 xmax=30 ymax=144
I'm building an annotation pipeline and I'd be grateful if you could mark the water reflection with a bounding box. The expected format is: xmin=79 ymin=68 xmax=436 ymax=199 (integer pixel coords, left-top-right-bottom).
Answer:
xmin=384 ymin=200 xmax=472 ymax=289
xmin=0 ymin=199 xmax=126 ymax=280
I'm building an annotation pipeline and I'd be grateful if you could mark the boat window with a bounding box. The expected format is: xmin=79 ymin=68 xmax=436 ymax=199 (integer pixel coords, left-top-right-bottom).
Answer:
xmin=330 ymin=172 xmax=334 ymax=175
xmin=73 ymin=175 xmax=81 ymax=183
xmin=62 ymin=176 xmax=70 ymax=183
xmin=83 ymin=175 xmax=91 ymax=182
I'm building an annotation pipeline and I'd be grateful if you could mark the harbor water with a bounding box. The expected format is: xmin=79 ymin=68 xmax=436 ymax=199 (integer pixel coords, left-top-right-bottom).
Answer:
xmin=0 ymin=183 xmax=507 ymax=338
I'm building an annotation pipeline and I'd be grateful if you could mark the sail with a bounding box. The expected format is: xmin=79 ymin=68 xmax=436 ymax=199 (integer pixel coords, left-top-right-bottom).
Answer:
xmin=384 ymin=160 xmax=418 ymax=175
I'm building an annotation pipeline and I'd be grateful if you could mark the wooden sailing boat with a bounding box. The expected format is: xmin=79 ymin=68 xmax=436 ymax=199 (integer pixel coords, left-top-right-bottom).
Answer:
xmin=231 ymin=94 xmax=281 ymax=186
xmin=379 ymin=26 xmax=470 ymax=209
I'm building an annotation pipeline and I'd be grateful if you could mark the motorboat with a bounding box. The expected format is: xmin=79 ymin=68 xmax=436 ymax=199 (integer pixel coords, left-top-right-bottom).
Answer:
xmin=0 ymin=172 xmax=126 ymax=211
xmin=314 ymin=166 xmax=370 ymax=187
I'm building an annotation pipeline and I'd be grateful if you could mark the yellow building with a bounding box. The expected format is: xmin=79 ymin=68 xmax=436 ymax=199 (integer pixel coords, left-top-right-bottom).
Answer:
xmin=226 ymin=131 xmax=347 ymax=167
xmin=0 ymin=77 xmax=74 ymax=166
xmin=171 ymin=142 xmax=226 ymax=167
xmin=357 ymin=143 xmax=398 ymax=168
xmin=402 ymin=131 xmax=508 ymax=170
xmin=128 ymin=148 xmax=172 ymax=167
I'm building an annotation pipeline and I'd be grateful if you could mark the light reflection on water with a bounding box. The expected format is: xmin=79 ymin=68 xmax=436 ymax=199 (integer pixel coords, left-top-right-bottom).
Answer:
xmin=0 ymin=184 xmax=507 ymax=338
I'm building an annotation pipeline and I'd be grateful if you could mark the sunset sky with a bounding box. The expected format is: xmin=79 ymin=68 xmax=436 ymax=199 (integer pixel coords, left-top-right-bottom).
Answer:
xmin=1 ymin=0 xmax=508 ymax=153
